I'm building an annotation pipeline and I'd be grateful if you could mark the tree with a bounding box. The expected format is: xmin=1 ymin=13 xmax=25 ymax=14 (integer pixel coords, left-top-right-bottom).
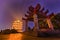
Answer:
xmin=10 ymin=29 xmax=18 ymax=33
xmin=51 ymin=13 xmax=60 ymax=29
xmin=2 ymin=29 xmax=11 ymax=34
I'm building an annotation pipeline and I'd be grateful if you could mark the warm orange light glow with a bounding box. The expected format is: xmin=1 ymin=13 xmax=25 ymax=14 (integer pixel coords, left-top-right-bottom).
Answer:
xmin=8 ymin=33 xmax=23 ymax=40
xmin=46 ymin=18 xmax=54 ymax=30
xmin=12 ymin=19 xmax=23 ymax=32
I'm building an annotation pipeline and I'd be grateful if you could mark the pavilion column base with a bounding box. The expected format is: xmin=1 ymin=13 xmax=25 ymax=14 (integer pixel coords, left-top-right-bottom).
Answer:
xmin=33 ymin=27 xmax=38 ymax=36
xmin=32 ymin=31 xmax=38 ymax=37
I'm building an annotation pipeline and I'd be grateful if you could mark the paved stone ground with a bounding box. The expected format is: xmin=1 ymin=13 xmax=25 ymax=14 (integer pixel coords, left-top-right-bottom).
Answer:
xmin=0 ymin=33 xmax=60 ymax=40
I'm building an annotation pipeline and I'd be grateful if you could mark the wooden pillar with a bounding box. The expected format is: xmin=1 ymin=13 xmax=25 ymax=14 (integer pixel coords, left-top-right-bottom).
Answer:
xmin=46 ymin=18 xmax=54 ymax=30
xmin=25 ymin=20 xmax=28 ymax=32
xmin=33 ymin=14 xmax=39 ymax=36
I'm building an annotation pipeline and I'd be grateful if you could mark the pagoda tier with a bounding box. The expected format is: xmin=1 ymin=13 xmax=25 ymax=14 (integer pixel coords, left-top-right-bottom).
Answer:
xmin=22 ymin=3 xmax=55 ymax=32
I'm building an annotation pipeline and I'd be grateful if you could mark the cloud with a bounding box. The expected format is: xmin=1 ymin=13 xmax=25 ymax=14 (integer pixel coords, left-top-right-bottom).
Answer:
xmin=0 ymin=0 xmax=60 ymax=30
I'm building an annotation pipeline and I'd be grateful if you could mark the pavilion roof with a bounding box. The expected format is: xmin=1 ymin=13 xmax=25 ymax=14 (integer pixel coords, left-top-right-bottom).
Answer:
xmin=22 ymin=3 xmax=55 ymax=21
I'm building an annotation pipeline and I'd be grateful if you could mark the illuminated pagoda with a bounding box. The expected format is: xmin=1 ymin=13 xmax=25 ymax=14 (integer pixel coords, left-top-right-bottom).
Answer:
xmin=12 ymin=19 xmax=23 ymax=32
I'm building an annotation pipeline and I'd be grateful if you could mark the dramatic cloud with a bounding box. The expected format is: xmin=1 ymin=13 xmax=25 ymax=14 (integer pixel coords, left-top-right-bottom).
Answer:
xmin=0 ymin=0 xmax=60 ymax=30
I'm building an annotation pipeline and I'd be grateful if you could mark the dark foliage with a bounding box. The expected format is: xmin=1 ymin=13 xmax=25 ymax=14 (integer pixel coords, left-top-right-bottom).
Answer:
xmin=10 ymin=29 xmax=18 ymax=33
xmin=51 ymin=13 xmax=60 ymax=29
xmin=0 ymin=29 xmax=18 ymax=34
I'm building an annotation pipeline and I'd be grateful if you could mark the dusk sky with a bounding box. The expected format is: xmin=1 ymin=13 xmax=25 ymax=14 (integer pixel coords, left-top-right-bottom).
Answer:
xmin=0 ymin=0 xmax=60 ymax=30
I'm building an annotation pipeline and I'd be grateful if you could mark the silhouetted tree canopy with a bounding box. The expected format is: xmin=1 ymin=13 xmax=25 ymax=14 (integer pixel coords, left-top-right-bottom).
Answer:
xmin=51 ymin=13 xmax=60 ymax=29
xmin=0 ymin=29 xmax=18 ymax=34
xmin=10 ymin=29 xmax=18 ymax=33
